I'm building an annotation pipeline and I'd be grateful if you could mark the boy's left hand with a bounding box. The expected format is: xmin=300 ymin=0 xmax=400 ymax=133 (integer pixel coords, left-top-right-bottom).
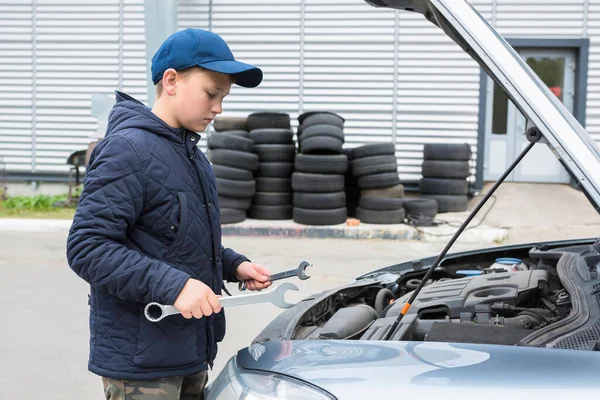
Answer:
xmin=235 ymin=261 xmax=272 ymax=291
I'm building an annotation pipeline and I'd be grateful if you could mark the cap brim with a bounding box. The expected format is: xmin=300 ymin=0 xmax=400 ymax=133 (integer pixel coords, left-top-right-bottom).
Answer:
xmin=199 ymin=60 xmax=263 ymax=88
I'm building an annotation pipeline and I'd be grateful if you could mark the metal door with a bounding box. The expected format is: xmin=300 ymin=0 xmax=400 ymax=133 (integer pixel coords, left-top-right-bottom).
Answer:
xmin=484 ymin=49 xmax=576 ymax=183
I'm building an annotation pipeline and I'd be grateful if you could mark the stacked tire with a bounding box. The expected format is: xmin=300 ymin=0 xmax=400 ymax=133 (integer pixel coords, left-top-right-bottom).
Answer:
xmin=249 ymin=127 xmax=296 ymax=220
xmin=247 ymin=112 xmax=291 ymax=131
xmin=351 ymin=143 xmax=405 ymax=224
xmin=420 ymin=143 xmax=471 ymax=213
xmin=403 ymin=198 xmax=438 ymax=224
xmin=213 ymin=116 xmax=248 ymax=133
xmin=208 ymin=130 xmax=258 ymax=224
xmin=297 ymin=111 xmax=345 ymax=155
xmin=292 ymin=112 xmax=348 ymax=225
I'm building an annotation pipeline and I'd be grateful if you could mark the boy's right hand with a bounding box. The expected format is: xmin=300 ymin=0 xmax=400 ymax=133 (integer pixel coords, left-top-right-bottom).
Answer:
xmin=174 ymin=279 xmax=222 ymax=319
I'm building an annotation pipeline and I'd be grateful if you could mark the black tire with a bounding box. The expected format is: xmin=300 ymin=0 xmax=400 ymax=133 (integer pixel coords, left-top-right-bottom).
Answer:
xmin=249 ymin=128 xmax=294 ymax=145
xmin=253 ymin=192 xmax=293 ymax=206
xmin=357 ymin=172 xmax=401 ymax=189
xmin=253 ymin=144 xmax=296 ymax=162
xmin=422 ymin=160 xmax=470 ymax=179
xmin=293 ymin=191 xmax=346 ymax=209
xmin=359 ymin=196 xmax=403 ymax=211
xmin=209 ymin=149 xmax=259 ymax=171
xmin=216 ymin=178 xmax=256 ymax=198
xmin=422 ymin=195 xmax=468 ymax=213
xmin=214 ymin=129 xmax=249 ymax=138
xmin=220 ymin=208 xmax=246 ymax=224
xmin=218 ymin=196 xmax=252 ymax=210
xmin=249 ymin=205 xmax=293 ymax=220
xmin=351 ymin=155 xmax=397 ymax=177
xmin=213 ymin=117 xmax=247 ymax=132
xmin=298 ymin=111 xmax=344 ymax=128
xmin=361 ymin=184 xmax=404 ymax=199
xmin=212 ymin=164 xmax=253 ymax=181
xmin=351 ymin=143 xmax=395 ymax=159
xmin=403 ymin=198 xmax=438 ymax=218
xmin=247 ymin=112 xmax=291 ymax=131
xmin=299 ymin=124 xmax=344 ymax=143
xmin=357 ymin=207 xmax=406 ymax=224
xmin=419 ymin=177 xmax=468 ymax=195
xmin=424 ymin=143 xmax=472 ymax=161
xmin=255 ymin=162 xmax=294 ymax=178
xmin=208 ymin=133 xmax=253 ymax=152
xmin=300 ymin=136 xmax=343 ymax=154
xmin=291 ymin=172 xmax=345 ymax=193
xmin=293 ymin=207 xmax=347 ymax=225
xmin=255 ymin=177 xmax=292 ymax=193
xmin=356 ymin=163 xmax=397 ymax=178
xmin=294 ymin=154 xmax=348 ymax=174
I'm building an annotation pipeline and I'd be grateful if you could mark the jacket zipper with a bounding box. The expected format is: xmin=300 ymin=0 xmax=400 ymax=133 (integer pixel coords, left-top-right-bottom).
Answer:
xmin=184 ymin=130 xmax=219 ymax=369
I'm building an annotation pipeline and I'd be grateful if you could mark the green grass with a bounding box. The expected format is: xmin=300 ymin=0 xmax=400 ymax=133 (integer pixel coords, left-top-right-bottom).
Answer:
xmin=0 ymin=193 xmax=77 ymax=219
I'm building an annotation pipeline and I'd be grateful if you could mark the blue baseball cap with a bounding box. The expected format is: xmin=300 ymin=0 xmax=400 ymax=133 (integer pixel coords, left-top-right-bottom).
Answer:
xmin=151 ymin=28 xmax=263 ymax=88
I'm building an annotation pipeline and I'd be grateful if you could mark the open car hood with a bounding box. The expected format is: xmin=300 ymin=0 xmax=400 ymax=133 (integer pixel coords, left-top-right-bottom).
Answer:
xmin=365 ymin=0 xmax=600 ymax=212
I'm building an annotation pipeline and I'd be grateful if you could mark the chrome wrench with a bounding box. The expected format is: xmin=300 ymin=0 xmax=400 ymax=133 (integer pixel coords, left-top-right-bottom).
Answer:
xmin=144 ymin=282 xmax=299 ymax=323
xmin=238 ymin=260 xmax=312 ymax=291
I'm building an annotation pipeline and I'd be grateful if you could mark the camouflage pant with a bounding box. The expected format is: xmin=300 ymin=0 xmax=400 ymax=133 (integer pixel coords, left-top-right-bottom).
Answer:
xmin=102 ymin=371 xmax=208 ymax=400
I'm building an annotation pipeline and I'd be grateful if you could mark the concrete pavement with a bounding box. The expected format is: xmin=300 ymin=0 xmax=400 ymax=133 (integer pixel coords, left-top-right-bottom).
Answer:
xmin=0 ymin=230 xmax=481 ymax=400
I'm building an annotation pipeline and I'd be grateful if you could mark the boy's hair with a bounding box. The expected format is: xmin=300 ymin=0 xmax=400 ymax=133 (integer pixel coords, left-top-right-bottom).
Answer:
xmin=155 ymin=66 xmax=237 ymax=98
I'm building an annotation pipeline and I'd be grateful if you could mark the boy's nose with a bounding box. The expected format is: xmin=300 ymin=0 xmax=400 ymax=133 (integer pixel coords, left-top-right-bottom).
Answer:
xmin=211 ymin=101 xmax=223 ymax=115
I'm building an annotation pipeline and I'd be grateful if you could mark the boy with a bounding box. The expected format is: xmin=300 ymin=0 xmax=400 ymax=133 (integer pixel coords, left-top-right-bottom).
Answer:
xmin=67 ymin=28 xmax=272 ymax=399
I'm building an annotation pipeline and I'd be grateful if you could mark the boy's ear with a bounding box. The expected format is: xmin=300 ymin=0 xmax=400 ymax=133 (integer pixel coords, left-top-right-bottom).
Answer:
xmin=161 ymin=68 xmax=178 ymax=96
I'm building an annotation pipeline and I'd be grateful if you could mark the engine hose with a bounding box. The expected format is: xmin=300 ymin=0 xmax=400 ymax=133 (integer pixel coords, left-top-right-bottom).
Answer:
xmin=406 ymin=279 xmax=422 ymax=290
xmin=514 ymin=307 xmax=552 ymax=322
xmin=375 ymin=288 xmax=395 ymax=317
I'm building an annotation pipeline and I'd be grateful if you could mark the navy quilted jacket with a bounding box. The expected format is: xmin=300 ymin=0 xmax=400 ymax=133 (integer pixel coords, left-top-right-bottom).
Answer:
xmin=66 ymin=91 xmax=249 ymax=380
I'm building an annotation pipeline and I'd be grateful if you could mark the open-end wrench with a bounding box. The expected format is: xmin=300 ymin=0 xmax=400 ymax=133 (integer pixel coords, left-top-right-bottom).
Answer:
xmin=238 ymin=260 xmax=312 ymax=291
xmin=144 ymin=282 xmax=299 ymax=323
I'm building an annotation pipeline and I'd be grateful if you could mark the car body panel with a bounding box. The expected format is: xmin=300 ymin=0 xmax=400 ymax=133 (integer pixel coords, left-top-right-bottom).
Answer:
xmin=237 ymin=340 xmax=600 ymax=398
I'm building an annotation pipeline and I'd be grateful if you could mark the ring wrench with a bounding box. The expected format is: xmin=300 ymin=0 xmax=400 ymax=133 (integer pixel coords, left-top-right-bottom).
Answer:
xmin=144 ymin=282 xmax=299 ymax=323
xmin=238 ymin=260 xmax=312 ymax=291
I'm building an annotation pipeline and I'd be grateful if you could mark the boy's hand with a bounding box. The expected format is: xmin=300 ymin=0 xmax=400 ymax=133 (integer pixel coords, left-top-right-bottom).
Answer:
xmin=174 ymin=279 xmax=221 ymax=319
xmin=235 ymin=261 xmax=272 ymax=291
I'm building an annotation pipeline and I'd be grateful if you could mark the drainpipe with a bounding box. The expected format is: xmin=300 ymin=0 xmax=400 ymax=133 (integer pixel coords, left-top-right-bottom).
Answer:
xmin=144 ymin=0 xmax=179 ymax=107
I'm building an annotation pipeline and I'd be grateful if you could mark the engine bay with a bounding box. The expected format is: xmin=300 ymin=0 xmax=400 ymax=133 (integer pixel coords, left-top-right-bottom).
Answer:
xmin=289 ymin=240 xmax=600 ymax=351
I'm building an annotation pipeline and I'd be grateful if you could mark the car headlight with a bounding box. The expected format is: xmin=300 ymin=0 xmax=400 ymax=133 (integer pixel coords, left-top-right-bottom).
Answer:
xmin=207 ymin=357 xmax=335 ymax=400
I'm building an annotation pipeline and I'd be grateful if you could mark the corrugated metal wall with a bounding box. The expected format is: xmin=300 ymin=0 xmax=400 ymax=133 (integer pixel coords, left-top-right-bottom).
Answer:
xmin=587 ymin=0 xmax=600 ymax=143
xmin=0 ymin=0 xmax=595 ymax=183
xmin=395 ymin=0 xmax=491 ymax=179
xmin=34 ymin=0 xmax=121 ymax=173
xmin=0 ymin=1 xmax=33 ymax=172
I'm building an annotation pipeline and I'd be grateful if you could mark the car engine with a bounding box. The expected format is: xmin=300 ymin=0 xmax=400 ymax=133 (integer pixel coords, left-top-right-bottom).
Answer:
xmin=289 ymin=241 xmax=600 ymax=351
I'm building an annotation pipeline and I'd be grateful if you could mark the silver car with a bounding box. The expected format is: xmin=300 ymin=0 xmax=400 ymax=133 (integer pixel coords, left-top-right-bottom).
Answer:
xmin=206 ymin=1 xmax=600 ymax=398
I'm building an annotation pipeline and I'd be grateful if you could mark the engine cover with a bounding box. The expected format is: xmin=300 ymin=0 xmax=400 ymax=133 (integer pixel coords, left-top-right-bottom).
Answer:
xmin=385 ymin=270 xmax=548 ymax=319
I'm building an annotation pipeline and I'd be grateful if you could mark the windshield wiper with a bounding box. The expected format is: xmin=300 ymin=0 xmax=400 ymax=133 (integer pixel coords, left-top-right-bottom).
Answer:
xmin=383 ymin=127 xmax=542 ymax=340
